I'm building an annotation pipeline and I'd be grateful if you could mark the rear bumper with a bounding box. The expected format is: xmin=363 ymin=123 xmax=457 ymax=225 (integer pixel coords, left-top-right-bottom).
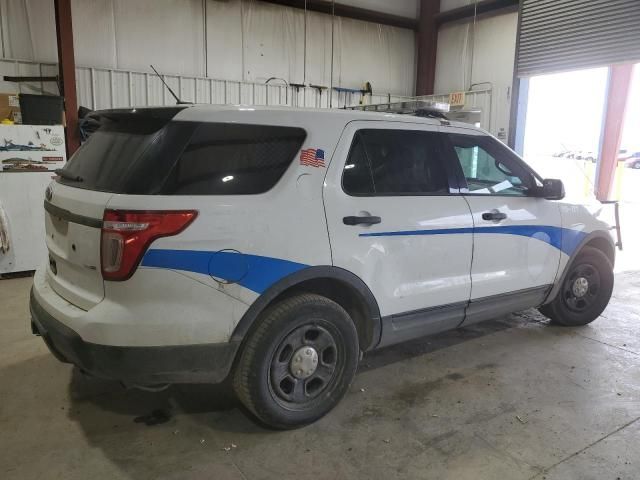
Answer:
xmin=30 ymin=289 xmax=240 ymax=385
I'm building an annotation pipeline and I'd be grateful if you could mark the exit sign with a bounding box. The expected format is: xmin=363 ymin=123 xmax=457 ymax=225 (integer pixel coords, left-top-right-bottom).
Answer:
xmin=449 ymin=91 xmax=466 ymax=107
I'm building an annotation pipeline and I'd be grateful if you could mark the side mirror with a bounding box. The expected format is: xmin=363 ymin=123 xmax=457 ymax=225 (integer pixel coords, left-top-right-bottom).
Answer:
xmin=539 ymin=178 xmax=565 ymax=200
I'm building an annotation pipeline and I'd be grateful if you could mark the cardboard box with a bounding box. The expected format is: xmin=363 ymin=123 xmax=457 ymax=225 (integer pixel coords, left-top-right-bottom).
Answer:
xmin=0 ymin=93 xmax=21 ymax=123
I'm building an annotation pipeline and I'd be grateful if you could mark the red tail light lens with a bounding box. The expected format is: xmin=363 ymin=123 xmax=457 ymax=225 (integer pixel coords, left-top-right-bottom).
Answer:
xmin=101 ymin=210 xmax=197 ymax=281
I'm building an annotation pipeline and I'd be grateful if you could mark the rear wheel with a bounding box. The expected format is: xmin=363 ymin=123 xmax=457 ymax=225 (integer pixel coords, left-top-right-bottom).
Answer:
xmin=539 ymin=247 xmax=613 ymax=326
xmin=233 ymin=294 xmax=359 ymax=429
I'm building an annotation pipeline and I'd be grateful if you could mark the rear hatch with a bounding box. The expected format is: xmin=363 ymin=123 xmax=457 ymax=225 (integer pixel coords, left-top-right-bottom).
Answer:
xmin=45 ymin=107 xmax=190 ymax=310
xmin=44 ymin=184 xmax=112 ymax=310
xmin=46 ymin=106 xmax=307 ymax=309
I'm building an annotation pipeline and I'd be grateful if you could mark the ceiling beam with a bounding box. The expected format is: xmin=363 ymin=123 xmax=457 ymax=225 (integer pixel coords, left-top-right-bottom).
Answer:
xmin=259 ymin=0 xmax=419 ymax=30
xmin=435 ymin=0 xmax=518 ymax=25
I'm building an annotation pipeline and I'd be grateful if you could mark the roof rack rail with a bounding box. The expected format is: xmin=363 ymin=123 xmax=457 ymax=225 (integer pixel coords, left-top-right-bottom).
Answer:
xmin=345 ymin=100 xmax=450 ymax=119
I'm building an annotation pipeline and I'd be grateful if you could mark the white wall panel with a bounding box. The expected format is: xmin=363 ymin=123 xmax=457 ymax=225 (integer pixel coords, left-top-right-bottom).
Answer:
xmin=471 ymin=13 xmax=517 ymax=88
xmin=434 ymin=21 xmax=470 ymax=93
xmin=333 ymin=16 xmax=416 ymax=95
xmin=23 ymin=0 xmax=57 ymax=62
xmin=112 ymin=0 xmax=205 ymax=76
xmin=71 ymin=0 xmax=117 ymax=69
xmin=304 ymin=10 xmax=332 ymax=87
xmin=205 ymin=0 xmax=243 ymax=81
xmin=242 ymin=1 xmax=304 ymax=84
xmin=434 ymin=12 xmax=518 ymax=139
xmin=1 ymin=0 xmax=37 ymax=60
xmin=434 ymin=10 xmax=518 ymax=93
xmin=1 ymin=0 xmax=415 ymax=97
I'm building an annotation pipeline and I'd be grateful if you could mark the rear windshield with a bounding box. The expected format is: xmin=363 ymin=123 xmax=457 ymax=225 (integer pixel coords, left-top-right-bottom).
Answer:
xmin=58 ymin=111 xmax=306 ymax=195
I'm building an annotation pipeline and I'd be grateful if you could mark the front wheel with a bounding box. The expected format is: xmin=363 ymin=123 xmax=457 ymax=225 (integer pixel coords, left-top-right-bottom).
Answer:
xmin=539 ymin=246 xmax=613 ymax=326
xmin=233 ymin=294 xmax=359 ymax=429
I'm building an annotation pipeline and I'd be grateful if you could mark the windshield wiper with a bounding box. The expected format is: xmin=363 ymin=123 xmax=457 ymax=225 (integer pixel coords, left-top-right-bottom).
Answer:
xmin=55 ymin=169 xmax=83 ymax=182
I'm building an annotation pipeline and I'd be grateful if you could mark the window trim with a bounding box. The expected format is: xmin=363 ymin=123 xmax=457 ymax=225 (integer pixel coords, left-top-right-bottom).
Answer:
xmin=340 ymin=127 xmax=463 ymax=198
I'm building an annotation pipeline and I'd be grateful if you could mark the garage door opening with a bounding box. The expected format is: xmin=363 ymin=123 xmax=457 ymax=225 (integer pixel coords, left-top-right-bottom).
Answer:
xmin=518 ymin=64 xmax=640 ymax=271
xmin=521 ymin=67 xmax=609 ymax=202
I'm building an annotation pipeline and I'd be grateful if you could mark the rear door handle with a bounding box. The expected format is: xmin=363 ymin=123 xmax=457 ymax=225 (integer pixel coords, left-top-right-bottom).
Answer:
xmin=343 ymin=215 xmax=381 ymax=226
xmin=482 ymin=211 xmax=507 ymax=221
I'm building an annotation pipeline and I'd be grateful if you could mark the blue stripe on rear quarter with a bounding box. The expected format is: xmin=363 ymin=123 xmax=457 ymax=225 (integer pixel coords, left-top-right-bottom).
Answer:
xmin=141 ymin=249 xmax=308 ymax=294
xmin=359 ymin=225 xmax=588 ymax=256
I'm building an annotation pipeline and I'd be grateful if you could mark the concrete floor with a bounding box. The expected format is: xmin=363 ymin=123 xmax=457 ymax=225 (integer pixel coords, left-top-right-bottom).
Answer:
xmin=1 ymin=273 xmax=640 ymax=480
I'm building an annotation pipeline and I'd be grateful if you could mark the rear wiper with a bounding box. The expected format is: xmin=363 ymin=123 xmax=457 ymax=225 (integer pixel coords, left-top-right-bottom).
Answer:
xmin=55 ymin=169 xmax=83 ymax=182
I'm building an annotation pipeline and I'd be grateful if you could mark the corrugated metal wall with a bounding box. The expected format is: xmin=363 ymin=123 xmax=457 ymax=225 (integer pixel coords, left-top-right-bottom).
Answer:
xmin=0 ymin=58 xmax=410 ymax=110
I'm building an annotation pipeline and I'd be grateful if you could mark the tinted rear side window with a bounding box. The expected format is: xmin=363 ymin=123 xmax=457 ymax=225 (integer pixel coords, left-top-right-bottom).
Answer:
xmin=162 ymin=124 xmax=306 ymax=195
xmin=342 ymin=129 xmax=449 ymax=195
xmin=57 ymin=115 xmax=306 ymax=195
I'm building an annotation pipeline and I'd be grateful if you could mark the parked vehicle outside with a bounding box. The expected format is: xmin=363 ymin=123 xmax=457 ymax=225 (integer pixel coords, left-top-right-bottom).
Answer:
xmin=625 ymin=152 xmax=640 ymax=169
xmin=31 ymin=105 xmax=617 ymax=429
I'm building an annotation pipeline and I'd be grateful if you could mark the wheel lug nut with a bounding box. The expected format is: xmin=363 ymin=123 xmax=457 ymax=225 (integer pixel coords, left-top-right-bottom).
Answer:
xmin=306 ymin=348 xmax=311 ymax=355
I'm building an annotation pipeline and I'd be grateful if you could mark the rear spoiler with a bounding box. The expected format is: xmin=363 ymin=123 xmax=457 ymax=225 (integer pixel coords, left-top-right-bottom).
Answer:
xmin=79 ymin=106 xmax=188 ymax=142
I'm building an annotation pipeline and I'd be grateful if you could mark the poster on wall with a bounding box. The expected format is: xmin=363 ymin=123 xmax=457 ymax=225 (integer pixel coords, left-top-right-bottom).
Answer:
xmin=0 ymin=125 xmax=66 ymax=172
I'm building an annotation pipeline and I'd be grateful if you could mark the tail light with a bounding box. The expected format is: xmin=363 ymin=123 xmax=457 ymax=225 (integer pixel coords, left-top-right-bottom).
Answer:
xmin=101 ymin=210 xmax=197 ymax=281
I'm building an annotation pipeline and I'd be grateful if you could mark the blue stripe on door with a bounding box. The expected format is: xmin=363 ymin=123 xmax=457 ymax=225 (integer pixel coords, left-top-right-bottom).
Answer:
xmin=139 ymin=226 xmax=588 ymax=294
xmin=359 ymin=225 xmax=587 ymax=256
xmin=141 ymin=249 xmax=308 ymax=294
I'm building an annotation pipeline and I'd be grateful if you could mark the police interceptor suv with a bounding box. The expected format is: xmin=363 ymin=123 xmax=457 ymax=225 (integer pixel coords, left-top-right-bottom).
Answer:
xmin=31 ymin=105 xmax=616 ymax=429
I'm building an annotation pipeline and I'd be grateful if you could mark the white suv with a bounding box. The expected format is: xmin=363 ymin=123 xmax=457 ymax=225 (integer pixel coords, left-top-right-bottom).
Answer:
xmin=31 ymin=105 xmax=616 ymax=429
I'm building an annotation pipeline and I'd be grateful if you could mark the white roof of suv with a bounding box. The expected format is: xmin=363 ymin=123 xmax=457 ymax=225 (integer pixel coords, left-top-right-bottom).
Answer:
xmin=174 ymin=104 xmax=479 ymax=131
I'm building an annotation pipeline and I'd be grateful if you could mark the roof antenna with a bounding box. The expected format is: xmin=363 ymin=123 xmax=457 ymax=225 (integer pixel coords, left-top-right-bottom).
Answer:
xmin=150 ymin=65 xmax=191 ymax=105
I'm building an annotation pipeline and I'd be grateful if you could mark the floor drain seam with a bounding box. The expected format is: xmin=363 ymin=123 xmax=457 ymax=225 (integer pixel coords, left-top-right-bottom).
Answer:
xmin=573 ymin=332 xmax=640 ymax=357
xmin=528 ymin=416 xmax=640 ymax=479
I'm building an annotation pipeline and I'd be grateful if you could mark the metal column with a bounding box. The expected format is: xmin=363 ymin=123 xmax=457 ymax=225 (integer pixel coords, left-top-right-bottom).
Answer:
xmin=416 ymin=0 xmax=440 ymax=96
xmin=54 ymin=0 xmax=80 ymax=157
xmin=595 ymin=64 xmax=634 ymax=201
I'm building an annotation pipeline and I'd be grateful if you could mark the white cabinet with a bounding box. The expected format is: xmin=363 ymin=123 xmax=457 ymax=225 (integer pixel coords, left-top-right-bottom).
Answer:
xmin=0 ymin=172 xmax=53 ymax=274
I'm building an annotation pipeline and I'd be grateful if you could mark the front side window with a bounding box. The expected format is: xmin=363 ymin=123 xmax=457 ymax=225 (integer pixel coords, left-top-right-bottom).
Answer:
xmin=448 ymin=133 xmax=536 ymax=196
xmin=342 ymin=129 xmax=449 ymax=196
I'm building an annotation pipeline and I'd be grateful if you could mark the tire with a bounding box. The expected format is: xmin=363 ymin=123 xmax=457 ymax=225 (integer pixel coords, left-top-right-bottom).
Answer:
xmin=233 ymin=294 xmax=359 ymax=429
xmin=633 ymin=161 xmax=640 ymax=169
xmin=539 ymin=246 xmax=613 ymax=326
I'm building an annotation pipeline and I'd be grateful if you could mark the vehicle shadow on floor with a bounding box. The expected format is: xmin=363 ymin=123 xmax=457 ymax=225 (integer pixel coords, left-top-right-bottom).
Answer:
xmin=360 ymin=310 xmax=547 ymax=373
xmin=64 ymin=309 xmax=547 ymax=433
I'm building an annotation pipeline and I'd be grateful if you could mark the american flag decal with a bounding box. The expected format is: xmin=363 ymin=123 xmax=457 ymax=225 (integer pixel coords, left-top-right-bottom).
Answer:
xmin=300 ymin=148 xmax=325 ymax=168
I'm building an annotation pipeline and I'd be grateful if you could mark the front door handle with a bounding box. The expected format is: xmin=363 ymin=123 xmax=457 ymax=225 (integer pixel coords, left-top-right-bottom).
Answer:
xmin=343 ymin=215 xmax=381 ymax=226
xmin=482 ymin=211 xmax=507 ymax=221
